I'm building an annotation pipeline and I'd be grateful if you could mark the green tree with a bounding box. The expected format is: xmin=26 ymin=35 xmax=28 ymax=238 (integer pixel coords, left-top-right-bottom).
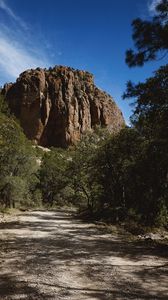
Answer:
xmin=40 ymin=148 xmax=70 ymax=206
xmin=96 ymin=128 xmax=168 ymax=225
xmin=126 ymin=0 xmax=168 ymax=67
xmin=123 ymin=64 xmax=168 ymax=139
xmin=68 ymin=129 xmax=110 ymax=212
xmin=122 ymin=0 xmax=168 ymax=226
xmin=0 ymin=114 xmax=38 ymax=208
xmin=0 ymin=176 xmax=29 ymax=208
xmin=96 ymin=128 xmax=142 ymax=220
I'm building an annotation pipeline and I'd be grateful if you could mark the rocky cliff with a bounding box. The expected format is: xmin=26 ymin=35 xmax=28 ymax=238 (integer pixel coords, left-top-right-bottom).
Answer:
xmin=2 ymin=66 xmax=125 ymax=147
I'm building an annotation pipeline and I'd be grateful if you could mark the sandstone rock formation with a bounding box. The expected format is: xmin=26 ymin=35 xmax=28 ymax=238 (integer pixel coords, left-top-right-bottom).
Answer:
xmin=2 ymin=66 xmax=125 ymax=147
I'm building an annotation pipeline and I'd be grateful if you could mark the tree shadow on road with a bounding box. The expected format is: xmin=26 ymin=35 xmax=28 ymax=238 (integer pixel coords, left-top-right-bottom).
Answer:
xmin=0 ymin=274 xmax=54 ymax=300
xmin=0 ymin=210 xmax=168 ymax=300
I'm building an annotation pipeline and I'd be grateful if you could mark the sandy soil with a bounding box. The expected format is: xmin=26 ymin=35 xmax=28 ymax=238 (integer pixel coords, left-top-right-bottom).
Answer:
xmin=0 ymin=210 xmax=167 ymax=300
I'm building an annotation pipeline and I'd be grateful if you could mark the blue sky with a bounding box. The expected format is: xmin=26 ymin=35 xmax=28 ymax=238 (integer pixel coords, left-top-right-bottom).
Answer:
xmin=0 ymin=0 xmax=166 ymax=123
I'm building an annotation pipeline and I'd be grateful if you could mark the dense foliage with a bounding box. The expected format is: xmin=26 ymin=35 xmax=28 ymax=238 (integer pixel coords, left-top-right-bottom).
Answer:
xmin=0 ymin=98 xmax=41 ymax=209
xmin=124 ymin=64 xmax=168 ymax=138
xmin=123 ymin=0 xmax=168 ymax=225
xmin=38 ymin=125 xmax=168 ymax=226
xmin=40 ymin=148 xmax=71 ymax=206
xmin=125 ymin=0 xmax=168 ymax=66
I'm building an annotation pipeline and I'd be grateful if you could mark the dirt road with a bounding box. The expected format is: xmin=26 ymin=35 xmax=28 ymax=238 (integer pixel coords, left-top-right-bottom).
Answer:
xmin=0 ymin=210 xmax=167 ymax=300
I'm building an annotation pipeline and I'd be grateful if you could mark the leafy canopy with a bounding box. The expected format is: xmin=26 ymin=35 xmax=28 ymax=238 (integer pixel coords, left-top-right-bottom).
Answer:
xmin=126 ymin=0 xmax=168 ymax=67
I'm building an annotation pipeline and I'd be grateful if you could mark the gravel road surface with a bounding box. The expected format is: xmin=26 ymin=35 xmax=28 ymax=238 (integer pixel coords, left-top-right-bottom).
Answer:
xmin=0 ymin=210 xmax=167 ymax=300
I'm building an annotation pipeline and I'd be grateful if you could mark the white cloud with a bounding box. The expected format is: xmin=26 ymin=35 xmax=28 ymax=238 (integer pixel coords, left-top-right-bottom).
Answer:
xmin=0 ymin=0 xmax=28 ymax=29
xmin=0 ymin=1 xmax=53 ymax=82
xmin=148 ymin=0 xmax=162 ymax=15
xmin=0 ymin=34 xmax=50 ymax=79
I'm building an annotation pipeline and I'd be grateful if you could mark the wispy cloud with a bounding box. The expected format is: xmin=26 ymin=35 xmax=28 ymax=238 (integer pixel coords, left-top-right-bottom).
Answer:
xmin=148 ymin=0 xmax=162 ymax=15
xmin=0 ymin=34 xmax=49 ymax=79
xmin=0 ymin=0 xmax=27 ymax=29
xmin=0 ymin=0 xmax=52 ymax=83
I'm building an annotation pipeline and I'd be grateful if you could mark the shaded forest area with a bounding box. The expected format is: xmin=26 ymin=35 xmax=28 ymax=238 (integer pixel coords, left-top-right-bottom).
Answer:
xmin=0 ymin=0 xmax=168 ymax=229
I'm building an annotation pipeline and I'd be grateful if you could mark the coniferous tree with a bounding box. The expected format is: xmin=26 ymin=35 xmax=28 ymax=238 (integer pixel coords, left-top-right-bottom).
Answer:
xmin=126 ymin=0 xmax=168 ymax=67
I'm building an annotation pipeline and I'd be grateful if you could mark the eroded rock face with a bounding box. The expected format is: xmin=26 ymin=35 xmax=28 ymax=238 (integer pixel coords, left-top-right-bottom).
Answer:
xmin=2 ymin=66 xmax=125 ymax=147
